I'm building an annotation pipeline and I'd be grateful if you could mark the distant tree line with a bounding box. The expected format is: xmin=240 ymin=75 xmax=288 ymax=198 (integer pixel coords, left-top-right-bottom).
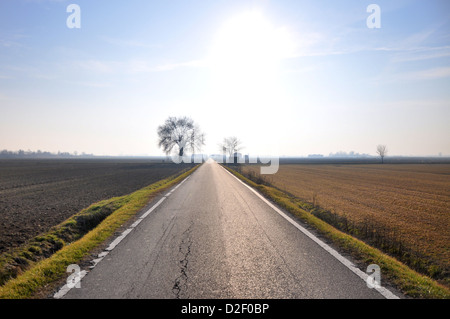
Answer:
xmin=328 ymin=151 xmax=372 ymax=158
xmin=0 ymin=149 xmax=94 ymax=159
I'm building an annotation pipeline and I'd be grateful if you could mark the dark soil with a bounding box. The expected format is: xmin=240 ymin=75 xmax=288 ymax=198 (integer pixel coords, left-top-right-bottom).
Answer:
xmin=0 ymin=159 xmax=193 ymax=254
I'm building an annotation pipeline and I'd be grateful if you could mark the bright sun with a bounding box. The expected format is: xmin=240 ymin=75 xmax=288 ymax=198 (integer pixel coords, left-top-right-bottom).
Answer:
xmin=208 ymin=11 xmax=294 ymax=95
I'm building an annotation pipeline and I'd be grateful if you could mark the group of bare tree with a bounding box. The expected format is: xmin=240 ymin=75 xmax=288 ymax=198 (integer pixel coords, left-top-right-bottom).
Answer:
xmin=157 ymin=116 xmax=244 ymax=161
xmin=157 ymin=116 xmax=388 ymax=164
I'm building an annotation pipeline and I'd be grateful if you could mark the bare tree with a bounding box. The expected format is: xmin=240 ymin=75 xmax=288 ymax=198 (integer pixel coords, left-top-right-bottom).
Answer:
xmin=188 ymin=123 xmax=205 ymax=155
xmin=376 ymin=144 xmax=388 ymax=164
xmin=157 ymin=116 xmax=205 ymax=156
xmin=220 ymin=136 xmax=243 ymax=158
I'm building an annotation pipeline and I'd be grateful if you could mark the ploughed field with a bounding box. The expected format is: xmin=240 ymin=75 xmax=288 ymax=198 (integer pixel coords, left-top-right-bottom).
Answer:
xmin=240 ymin=163 xmax=450 ymax=281
xmin=0 ymin=159 xmax=193 ymax=254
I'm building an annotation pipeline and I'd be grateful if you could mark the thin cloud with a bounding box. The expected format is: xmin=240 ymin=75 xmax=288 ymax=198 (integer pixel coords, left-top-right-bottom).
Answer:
xmin=390 ymin=46 xmax=450 ymax=63
xmin=0 ymin=39 xmax=20 ymax=48
xmin=0 ymin=36 xmax=25 ymax=49
xmin=2 ymin=64 xmax=57 ymax=80
xmin=399 ymin=29 xmax=436 ymax=49
xmin=67 ymin=81 xmax=112 ymax=88
xmin=102 ymin=37 xmax=163 ymax=49
xmin=75 ymin=59 xmax=207 ymax=74
xmin=286 ymin=22 xmax=448 ymax=62
xmin=408 ymin=67 xmax=450 ymax=80
xmin=0 ymin=31 xmax=28 ymax=48
xmin=376 ymin=67 xmax=450 ymax=84
xmin=153 ymin=60 xmax=208 ymax=72
xmin=76 ymin=60 xmax=118 ymax=73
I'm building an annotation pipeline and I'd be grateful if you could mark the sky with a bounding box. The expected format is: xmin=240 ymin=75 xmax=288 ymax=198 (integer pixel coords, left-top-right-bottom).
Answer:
xmin=0 ymin=0 xmax=449 ymax=157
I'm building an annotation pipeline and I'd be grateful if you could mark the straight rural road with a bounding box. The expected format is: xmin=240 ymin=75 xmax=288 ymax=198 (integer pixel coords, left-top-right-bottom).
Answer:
xmin=61 ymin=160 xmax=399 ymax=299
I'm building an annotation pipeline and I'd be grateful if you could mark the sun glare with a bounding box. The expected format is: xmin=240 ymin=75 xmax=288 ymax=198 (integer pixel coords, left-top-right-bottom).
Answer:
xmin=205 ymin=10 xmax=295 ymax=148
xmin=208 ymin=11 xmax=294 ymax=94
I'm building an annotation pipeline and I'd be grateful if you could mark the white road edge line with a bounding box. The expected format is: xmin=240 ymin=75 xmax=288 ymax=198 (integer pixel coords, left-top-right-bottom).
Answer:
xmin=105 ymin=228 xmax=133 ymax=251
xmin=222 ymin=166 xmax=400 ymax=300
xmin=53 ymin=270 xmax=88 ymax=299
xmin=53 ymin=174 xmax=191 ymax=299
xmin=141 ymin=197 xmax=166 ymax=219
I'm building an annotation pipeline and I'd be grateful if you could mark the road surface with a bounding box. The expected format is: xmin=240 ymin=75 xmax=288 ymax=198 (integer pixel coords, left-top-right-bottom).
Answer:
xmin=61 ymin=160 xmax=398 ymax=299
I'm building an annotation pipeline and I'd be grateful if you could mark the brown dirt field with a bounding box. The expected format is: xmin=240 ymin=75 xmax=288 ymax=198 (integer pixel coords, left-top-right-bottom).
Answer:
xmin=0 ymin=159 xmax=194 ymax=254
xmin=241 ymin=164 xmax=450 ymax=276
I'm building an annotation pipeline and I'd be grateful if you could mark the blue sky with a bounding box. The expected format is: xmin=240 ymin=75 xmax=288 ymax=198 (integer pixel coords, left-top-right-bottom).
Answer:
xmin=0 ymin=0 xmax=449 ymax=156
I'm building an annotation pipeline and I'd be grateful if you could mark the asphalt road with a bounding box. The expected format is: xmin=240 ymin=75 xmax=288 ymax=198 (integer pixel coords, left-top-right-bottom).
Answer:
xmin=62 ymin=160 xmax=398 ymax=299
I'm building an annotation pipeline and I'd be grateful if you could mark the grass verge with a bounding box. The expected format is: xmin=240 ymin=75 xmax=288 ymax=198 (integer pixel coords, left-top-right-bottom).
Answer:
xmin=0 ymin=165 xmax=199 ymax=299
xmin=223 ymin=165 xmax=450 ymax=299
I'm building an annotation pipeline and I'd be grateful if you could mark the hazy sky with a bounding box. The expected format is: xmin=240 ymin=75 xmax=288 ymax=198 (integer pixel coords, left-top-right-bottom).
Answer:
xmin=1 ymin=0 xmax=449 ymax=156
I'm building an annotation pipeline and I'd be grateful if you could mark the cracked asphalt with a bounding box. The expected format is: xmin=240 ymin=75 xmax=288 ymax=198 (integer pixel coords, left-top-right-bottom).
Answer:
xmin=63 ymin=160 xmax=387 ymax=299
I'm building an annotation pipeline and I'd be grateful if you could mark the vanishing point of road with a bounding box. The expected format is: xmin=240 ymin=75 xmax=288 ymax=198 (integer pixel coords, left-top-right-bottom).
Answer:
xmin=62 ymin=160 xmax=400 ymax=299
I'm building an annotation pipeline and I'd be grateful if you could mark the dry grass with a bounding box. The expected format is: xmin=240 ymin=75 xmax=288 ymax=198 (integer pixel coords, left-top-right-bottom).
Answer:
xmin=0 ymin=166 xmax=199 ymax=299
xmin=239 ymin=164 xmax=450 ymax=285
